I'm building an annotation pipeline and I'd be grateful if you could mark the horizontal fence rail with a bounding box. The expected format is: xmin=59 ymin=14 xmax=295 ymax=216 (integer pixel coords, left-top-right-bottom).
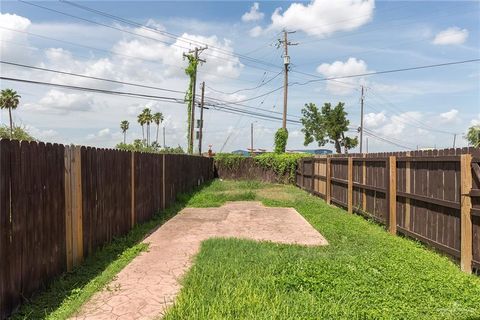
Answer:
xmin=296 ymin=147 xmax=480 ymax=274
xmin=0 ymin=139 xmax=214 ymax=319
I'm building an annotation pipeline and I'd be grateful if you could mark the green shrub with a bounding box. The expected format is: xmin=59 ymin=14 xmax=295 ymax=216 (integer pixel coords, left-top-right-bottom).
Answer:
xmin=274 ymin=128 xmax=288 ymax=153
xmin=0 ymin=125 xmax=35 ymax=141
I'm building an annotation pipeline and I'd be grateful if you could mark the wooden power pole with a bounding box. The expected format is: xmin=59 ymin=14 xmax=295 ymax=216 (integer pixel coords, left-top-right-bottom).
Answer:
xmin=359 ymin=85 xmax=365 ymax=153
xmin=183 ymin=46 xmax=207 ymax=154
xmin=251 ymin=122 xmax=254 ymax=155
xmin=198 ymin=81 xmax=205 ymax=155
xmin=277 ymin=30 xmax=297 ymax=129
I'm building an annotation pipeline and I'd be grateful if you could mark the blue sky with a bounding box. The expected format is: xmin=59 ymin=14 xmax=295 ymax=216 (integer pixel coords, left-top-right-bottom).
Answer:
xmin=0 ymin=0 xmax=479 ymax=152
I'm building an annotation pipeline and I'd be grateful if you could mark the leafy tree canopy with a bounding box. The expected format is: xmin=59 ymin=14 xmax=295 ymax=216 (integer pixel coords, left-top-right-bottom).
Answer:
xmin=466 ymin=126 xmax=480 ymax=148
xmin=116 ymin=140 xmax=184 ymax=154
xmin=301 ymin=102 xmax=358 ymax=153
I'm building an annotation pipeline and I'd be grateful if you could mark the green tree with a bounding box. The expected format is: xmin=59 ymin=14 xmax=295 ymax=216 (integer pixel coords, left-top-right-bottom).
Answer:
xmin=120 ymin=120 xmax=129 ymax=144
xmin=274 ymin=128 xmax=288 ymax=153
xmin=137 ymin=112 xmax=146 ymax=142
xmin=466 ymin=126 xmax=480 ymax=148
xmin=0 ymin=89 xmax=21 ymax=135
xmin=153 ymin=112 xmax=164 ymax=144
xmin=142 ymin=108 xmax=153 ymax=145
xmin=300 ymin=102 xmax=358 ymax=154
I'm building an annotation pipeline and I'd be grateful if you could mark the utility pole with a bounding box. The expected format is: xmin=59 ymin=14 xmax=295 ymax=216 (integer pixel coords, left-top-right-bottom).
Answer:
xmin=359 ymin=85 xmax=365 ymax=153
xmin=366 ymin=138 xmax=369 ymax=153
xmin=183 ymin=46 xmax=207 ymax=154
xmin=453 ymin=133 xmax=457 ymax=148
xmin=251 ymin=122 xmax=254 ymax=156
xmin=198 ymin=81 xmax=205 ymax=155
xmin=163 ymin=126 xmax=166 ymax=148
xmin=277 ymin=30 xmax=298 ymax=129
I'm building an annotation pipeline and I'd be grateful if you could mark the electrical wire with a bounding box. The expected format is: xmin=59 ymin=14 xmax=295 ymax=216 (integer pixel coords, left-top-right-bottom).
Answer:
xmin=205 ymin=70 xmax=283 ymax=95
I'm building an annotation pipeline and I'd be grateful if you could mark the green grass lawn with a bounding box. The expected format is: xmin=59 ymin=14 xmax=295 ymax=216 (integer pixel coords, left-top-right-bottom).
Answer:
xmin=164 ymin=180 xmax=480 ymax=320
xmin=13 ymin=179 xmax=480 ymax=319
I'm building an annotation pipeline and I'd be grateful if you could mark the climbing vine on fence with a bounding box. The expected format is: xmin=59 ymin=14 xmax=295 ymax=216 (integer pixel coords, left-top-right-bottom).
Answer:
xmin=214 ymin=153 xmax=245 ymax=169
xmin=253 ymin=153 xmax=308 ymax=182
xmin=215 ymin=152 xmax=309 ymax=183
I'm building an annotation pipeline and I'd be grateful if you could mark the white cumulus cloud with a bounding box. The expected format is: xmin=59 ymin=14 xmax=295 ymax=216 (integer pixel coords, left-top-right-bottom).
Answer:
xmin=364 ymin=111 xmax=387 ymax=128
xmin=439 ymin=109 xmax=459 ymax=124
xmin=316 ymin=57 xmax=370 ymax=94
xmin=0 ymin=12 xmax=34 ymax=63
xmin=242 ymin=3 xmax=264 ymax=22
xmin=24 ymin=89 xmax=94 ymax=114
xmin=432 ymin=27 xmax=468 ymax=45
xmin=249 ymin=26 xmax=263 ymax=38
xmin=269 ymin=0 xmax=375 ymax=38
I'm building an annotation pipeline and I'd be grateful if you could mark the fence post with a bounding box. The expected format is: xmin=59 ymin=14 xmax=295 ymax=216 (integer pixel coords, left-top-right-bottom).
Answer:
xmin=131 ymin=152 xmax=135 ymax=228
xmin=388 ymin=156 xmax=397 ymax=235
xmin=64 ymin=145 xmax=83 ymax=270
xmin=405 ymin=151 xmax=411 ymax=230
xmin=162 ymin=154 xmax=166 ymax=210
xmin=347 ymin=157 xmax=353 ymax=213
xmin=362 ymin=154 xmax=367 ymax=212
xmin=326 ymin=157 xmax=331 ymax=205
xmin=460 ymin=154 xmax=473 ymax=274
xmin=64 ymin=146 xmax=73 ymax=271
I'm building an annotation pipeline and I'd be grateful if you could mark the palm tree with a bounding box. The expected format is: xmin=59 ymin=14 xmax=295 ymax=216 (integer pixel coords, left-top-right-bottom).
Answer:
xmin=142 ymin=108 xmax=153 ymax=145
xmin=153 ymin=112 xmax=164 ymax=144
xmin=120 ymin=120 xmax=129 ymax=144
xmin=0 ymin=89 xmax=21 ymax=136
xmin=137 ymin=112 xmax=146 ymax=141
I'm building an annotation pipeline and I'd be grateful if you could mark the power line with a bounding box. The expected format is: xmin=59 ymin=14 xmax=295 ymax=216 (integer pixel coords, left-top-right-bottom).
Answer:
xmin=288 ymin=59 xmax=480 ymax=85
xmin=205 ymin=70 xmax=282 ymax=95
xmin=1 ymin=60 xmax=301 ymax=120
xmin=0 ymin=76 xmax=186 ymax=102
xmin=0 ymin=26 xmax=259 ymax=84
xmin=0 ymin=76 xmax=300 ymax=125
xmin=60 ymin=0 xmax=281 ymax=71
xmin=362 ymin=128 xmax=414 ymax=150
xmin=1 ymin=60 xmax=187 ymax=95
xmin=20 ymin=0 xmax=281 ymax=74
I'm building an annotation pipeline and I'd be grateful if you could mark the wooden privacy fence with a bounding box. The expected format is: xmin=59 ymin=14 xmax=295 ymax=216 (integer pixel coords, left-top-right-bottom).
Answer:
xmin=0 ymin=139 xmax=214 ymax=319
xmin=296 ymin=148 xmax=480 ymax=274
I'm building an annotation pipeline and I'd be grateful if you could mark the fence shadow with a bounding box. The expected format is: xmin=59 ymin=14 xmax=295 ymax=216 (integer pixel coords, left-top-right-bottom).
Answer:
xmin=10 ymin=181 xmax=213 ymax=320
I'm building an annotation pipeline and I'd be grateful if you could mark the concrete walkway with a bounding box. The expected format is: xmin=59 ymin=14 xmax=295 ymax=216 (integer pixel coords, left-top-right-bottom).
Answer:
xmin=71 ymin=201 xmax=328 ymax=320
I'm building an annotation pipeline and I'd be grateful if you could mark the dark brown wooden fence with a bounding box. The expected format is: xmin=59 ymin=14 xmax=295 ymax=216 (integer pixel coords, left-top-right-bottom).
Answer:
xmin=296 ymin=148 xmax=480 ymax=274
xmin=0 ymin=139 xmax=214 ymax=319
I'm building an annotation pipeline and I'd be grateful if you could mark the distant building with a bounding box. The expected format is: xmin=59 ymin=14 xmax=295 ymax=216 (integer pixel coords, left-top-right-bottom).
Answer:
xmin=287 ymin=149 xmax=333 ymax=155
xmin=231 ymin=149 xmax=250 ymax=156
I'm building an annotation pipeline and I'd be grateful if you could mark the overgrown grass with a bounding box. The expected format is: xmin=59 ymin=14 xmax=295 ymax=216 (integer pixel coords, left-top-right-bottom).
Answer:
xmin=164 ymin=180 xmax=480 ymax=320
xmin=10 ymin=183 xmax=211 ymax=320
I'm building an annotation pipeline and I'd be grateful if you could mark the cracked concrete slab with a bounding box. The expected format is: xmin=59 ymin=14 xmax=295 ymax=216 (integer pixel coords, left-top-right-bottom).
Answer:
xmin=71 ymin=201 xmax=327 ymax=320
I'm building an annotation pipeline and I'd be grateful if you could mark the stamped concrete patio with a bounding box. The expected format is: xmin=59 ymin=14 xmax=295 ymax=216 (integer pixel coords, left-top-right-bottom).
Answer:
xmin=71 ymin=201 xmax=328 ymax=320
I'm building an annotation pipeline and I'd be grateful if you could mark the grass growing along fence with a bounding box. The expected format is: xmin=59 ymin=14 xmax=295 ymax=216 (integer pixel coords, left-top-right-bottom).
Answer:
xmin=10 ymin=182 xmax=215 ymax=320
xmin=163 ymin=180 xmax=480 ymax=320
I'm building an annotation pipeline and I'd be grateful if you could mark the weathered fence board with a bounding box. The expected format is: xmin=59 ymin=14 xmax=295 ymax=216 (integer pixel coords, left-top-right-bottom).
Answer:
xmin=297 ymin=147 xmax=480 ymax=274
xmin=0 ymin=139 xmax=214 ymax=319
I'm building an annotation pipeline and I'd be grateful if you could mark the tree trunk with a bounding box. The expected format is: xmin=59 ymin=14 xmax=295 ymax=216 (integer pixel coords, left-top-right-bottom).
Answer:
xmin=156 ymin=125 xmax=159 ymax=144
xmin=334 ymin=140 xmax=341 ymax=154
xmin=8 ymin=106 xmax=13 ymax=137
xmin=142 ymin=125 xmax=145 ymax=141
xmin=123 ymin=131 xmax=126 ymax=144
